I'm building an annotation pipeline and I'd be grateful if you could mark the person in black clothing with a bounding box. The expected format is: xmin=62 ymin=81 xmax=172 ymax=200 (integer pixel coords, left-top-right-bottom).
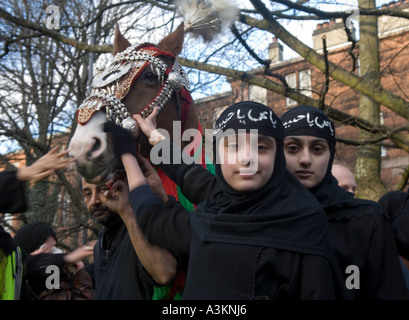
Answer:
xmin=0 ymin=145 xmax=74 ymax=300
xmin=0 ymin=145 xmax=74 ymax=213
xmin=13 ymin=222 xmax=94 ymax=300
xmin=378 ymin=190 xmax=409 ymax=261
xmin=81 ymin=178 xmax=177 ymax=300
xmin=280 ymin=105 xmax=409 ymax=300
xmin=378 ymin=190 xmax=409 ymax=288
xmin=104 ymin=101 xmax=335 ymax=299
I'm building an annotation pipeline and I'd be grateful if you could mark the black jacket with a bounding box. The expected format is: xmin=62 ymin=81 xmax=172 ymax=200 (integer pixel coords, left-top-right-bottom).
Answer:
xmin=0 ymin=170 xmax=27 ymax=213
xmin=93 ymin=220 xmax=154 ymax=300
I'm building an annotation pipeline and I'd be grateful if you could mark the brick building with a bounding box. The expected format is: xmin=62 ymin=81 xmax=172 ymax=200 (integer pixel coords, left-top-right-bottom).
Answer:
xmin=194 ymin=1 xmax=409 ymax=192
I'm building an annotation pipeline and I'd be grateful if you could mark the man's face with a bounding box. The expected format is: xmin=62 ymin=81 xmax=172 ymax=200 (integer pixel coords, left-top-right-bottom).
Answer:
xmin=332 ymin=164 xmax=357 ymax=195
xmin=82 ymin=180 xmax=118 ymax=226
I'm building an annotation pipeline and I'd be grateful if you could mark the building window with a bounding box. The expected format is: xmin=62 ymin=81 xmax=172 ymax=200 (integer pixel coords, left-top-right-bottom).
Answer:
xmin=299 ymin=69 xmax=311 ymax=97
xmin=285 ymin=69 xmax=312 ymax=107
xmin=285 ymin=72 xmax=297 ymax=107
xmin=249 ymin=85 xmax=268 ymax=105
xmin=380 ymin=111 xmax=387 ymax=157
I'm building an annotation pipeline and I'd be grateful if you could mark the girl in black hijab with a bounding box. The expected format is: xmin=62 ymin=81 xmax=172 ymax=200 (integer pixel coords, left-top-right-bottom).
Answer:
xmin=280 ymin=105 xmax=409 ymax=300
xmin=106 ymin=101 xmax=335 ymax=299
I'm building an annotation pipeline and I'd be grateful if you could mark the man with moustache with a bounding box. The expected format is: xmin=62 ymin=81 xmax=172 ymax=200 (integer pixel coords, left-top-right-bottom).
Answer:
xmin=82 ymin=178 xmax=176 ymax=300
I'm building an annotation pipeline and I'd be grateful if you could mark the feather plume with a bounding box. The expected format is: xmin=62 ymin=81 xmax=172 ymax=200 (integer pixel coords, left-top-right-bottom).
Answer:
xmin=175 ymin=0 xmax=239 ymax=42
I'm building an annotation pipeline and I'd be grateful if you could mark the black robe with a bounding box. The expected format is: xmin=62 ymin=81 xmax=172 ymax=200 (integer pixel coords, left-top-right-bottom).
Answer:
xmin=311 ymin=174 xmax=409 ymax=299
xmin=0 ymin=170 xmax=28 ymax=213
xmin=378 ymin=190 xmax=409 ymax=261
xmin=155 ymin=142 xmax=409 ymax=299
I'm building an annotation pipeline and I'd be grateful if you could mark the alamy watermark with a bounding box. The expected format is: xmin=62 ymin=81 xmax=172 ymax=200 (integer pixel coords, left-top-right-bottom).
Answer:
xmin=43 ymin=264 xmax=360 ymax=292
xmin=149 ymin=123 xmax=259 ymax=175
xmin=45 ymin=5 xmax=60 ymax=30
xmin=345 ymin=264 xmax=360 ymax=290
xmin=45 ymin=265 xmax=60 ymax=289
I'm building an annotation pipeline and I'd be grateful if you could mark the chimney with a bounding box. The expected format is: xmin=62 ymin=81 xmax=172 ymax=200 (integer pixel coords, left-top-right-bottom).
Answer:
xmin=312 ymin=18 xmax=352 ymax=51
xmin=268 ymin=37 xmax=283 ymax=63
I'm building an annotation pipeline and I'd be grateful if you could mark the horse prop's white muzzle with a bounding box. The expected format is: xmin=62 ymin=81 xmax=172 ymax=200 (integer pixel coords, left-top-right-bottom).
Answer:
xmin=69 ymin=112 xmax=118 ymax=184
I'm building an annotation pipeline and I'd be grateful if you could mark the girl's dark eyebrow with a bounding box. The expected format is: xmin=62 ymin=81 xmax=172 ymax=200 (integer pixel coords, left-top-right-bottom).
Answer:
xmin=284 ymin=136 xmax=303 ymax=144
xmin=310 ymin=139 xmax=327 ymax=145
xmin=257 ymin=138 xmax=275 ymax=147
xmin=284 ymin=136 xmax=327 ymax=144
xmin=257 ymin=134 xmax=275 ymax=142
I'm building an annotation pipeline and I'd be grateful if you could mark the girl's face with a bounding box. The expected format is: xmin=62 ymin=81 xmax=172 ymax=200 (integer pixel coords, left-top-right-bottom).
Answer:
xmin=284 ymin=135 xmax=331 ymax=189
xmin=218 ymin=132 xmax=276 ymax=192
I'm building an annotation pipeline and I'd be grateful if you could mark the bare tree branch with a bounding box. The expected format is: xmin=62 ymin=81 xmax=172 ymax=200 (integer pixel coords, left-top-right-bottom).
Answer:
xmin=240 ymin=6 xmax=409 ymax=119
xmin=0 ymin=7 xmax=112 ymax=53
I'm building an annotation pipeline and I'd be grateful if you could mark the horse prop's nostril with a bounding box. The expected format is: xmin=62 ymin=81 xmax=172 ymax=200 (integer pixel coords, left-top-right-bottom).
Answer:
xmin=92 ymin=137 xmax=102 ymax=152
xmin=86 ymin=137 xmax=102 ymax=160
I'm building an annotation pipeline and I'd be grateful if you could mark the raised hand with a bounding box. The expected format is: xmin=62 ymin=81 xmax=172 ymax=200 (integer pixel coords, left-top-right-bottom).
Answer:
xmin=134 ymin=107 xmax=166 ymax=146
xmin=17 ymin=145 xmax=74 ymax=183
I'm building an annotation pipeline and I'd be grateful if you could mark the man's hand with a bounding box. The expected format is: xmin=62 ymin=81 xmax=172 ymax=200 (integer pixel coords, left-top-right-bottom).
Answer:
xmin=136 ymin=154 xmax=169 ymax=203
xmin=104 ymin=178 xmax=134 ymax=216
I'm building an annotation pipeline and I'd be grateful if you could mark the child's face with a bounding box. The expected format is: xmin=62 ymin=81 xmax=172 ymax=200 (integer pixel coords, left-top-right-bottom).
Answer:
xmin=283 ymin=135 xmax=331 ymax=189
xmin=218 ymin=132 xmax=276 ymax=192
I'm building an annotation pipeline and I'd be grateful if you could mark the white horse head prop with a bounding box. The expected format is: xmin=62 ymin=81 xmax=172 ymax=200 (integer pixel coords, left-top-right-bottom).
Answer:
xmin=69 ymin=0 xmax=238 ymax=184
xmin=69 ymin=24 xmax=197 ymax=184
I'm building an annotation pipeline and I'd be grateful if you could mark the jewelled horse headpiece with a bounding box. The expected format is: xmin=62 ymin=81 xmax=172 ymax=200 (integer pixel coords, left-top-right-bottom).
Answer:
xmin=76 ymin=0 xmax=238 ymax=135
xmin=76 ymin=43 xmax=190 ymax=135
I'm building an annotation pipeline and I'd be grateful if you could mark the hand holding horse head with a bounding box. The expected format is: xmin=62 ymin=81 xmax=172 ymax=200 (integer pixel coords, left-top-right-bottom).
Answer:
xmin=134 ymin=107 xmax=166 ymax=146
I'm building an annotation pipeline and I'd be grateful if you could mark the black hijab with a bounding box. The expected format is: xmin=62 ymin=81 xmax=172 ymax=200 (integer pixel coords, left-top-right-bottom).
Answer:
xmin=280 ymin=105 xmax=385 ymax=220
xmin=14 ymin=222 xmax=57 ymax=254
xmin=190 ymin=101 xmax=331 ymax=259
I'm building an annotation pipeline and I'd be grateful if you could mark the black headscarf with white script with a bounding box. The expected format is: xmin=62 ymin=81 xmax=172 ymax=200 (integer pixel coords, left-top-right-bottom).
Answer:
xmin=280 ymin=105 xmax=385 ymax=220
xmin=190 ymin=101 xmax=331 ymax=258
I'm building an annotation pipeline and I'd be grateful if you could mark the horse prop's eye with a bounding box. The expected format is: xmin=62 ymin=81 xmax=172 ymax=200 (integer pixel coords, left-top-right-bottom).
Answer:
xmin=144 ymin=72 xmax=158 ymax=82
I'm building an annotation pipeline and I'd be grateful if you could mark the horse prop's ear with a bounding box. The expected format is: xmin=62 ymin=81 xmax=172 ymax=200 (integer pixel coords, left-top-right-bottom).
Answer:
xmin=113 ymin=24 xmax=132 ymax=55
xmin=157 ymin=23 xmax=185 ymax=56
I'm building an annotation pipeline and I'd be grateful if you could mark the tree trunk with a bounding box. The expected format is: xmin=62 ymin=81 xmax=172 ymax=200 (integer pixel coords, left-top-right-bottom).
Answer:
xmin=355 ymin=0 xmax=387 ymax=200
